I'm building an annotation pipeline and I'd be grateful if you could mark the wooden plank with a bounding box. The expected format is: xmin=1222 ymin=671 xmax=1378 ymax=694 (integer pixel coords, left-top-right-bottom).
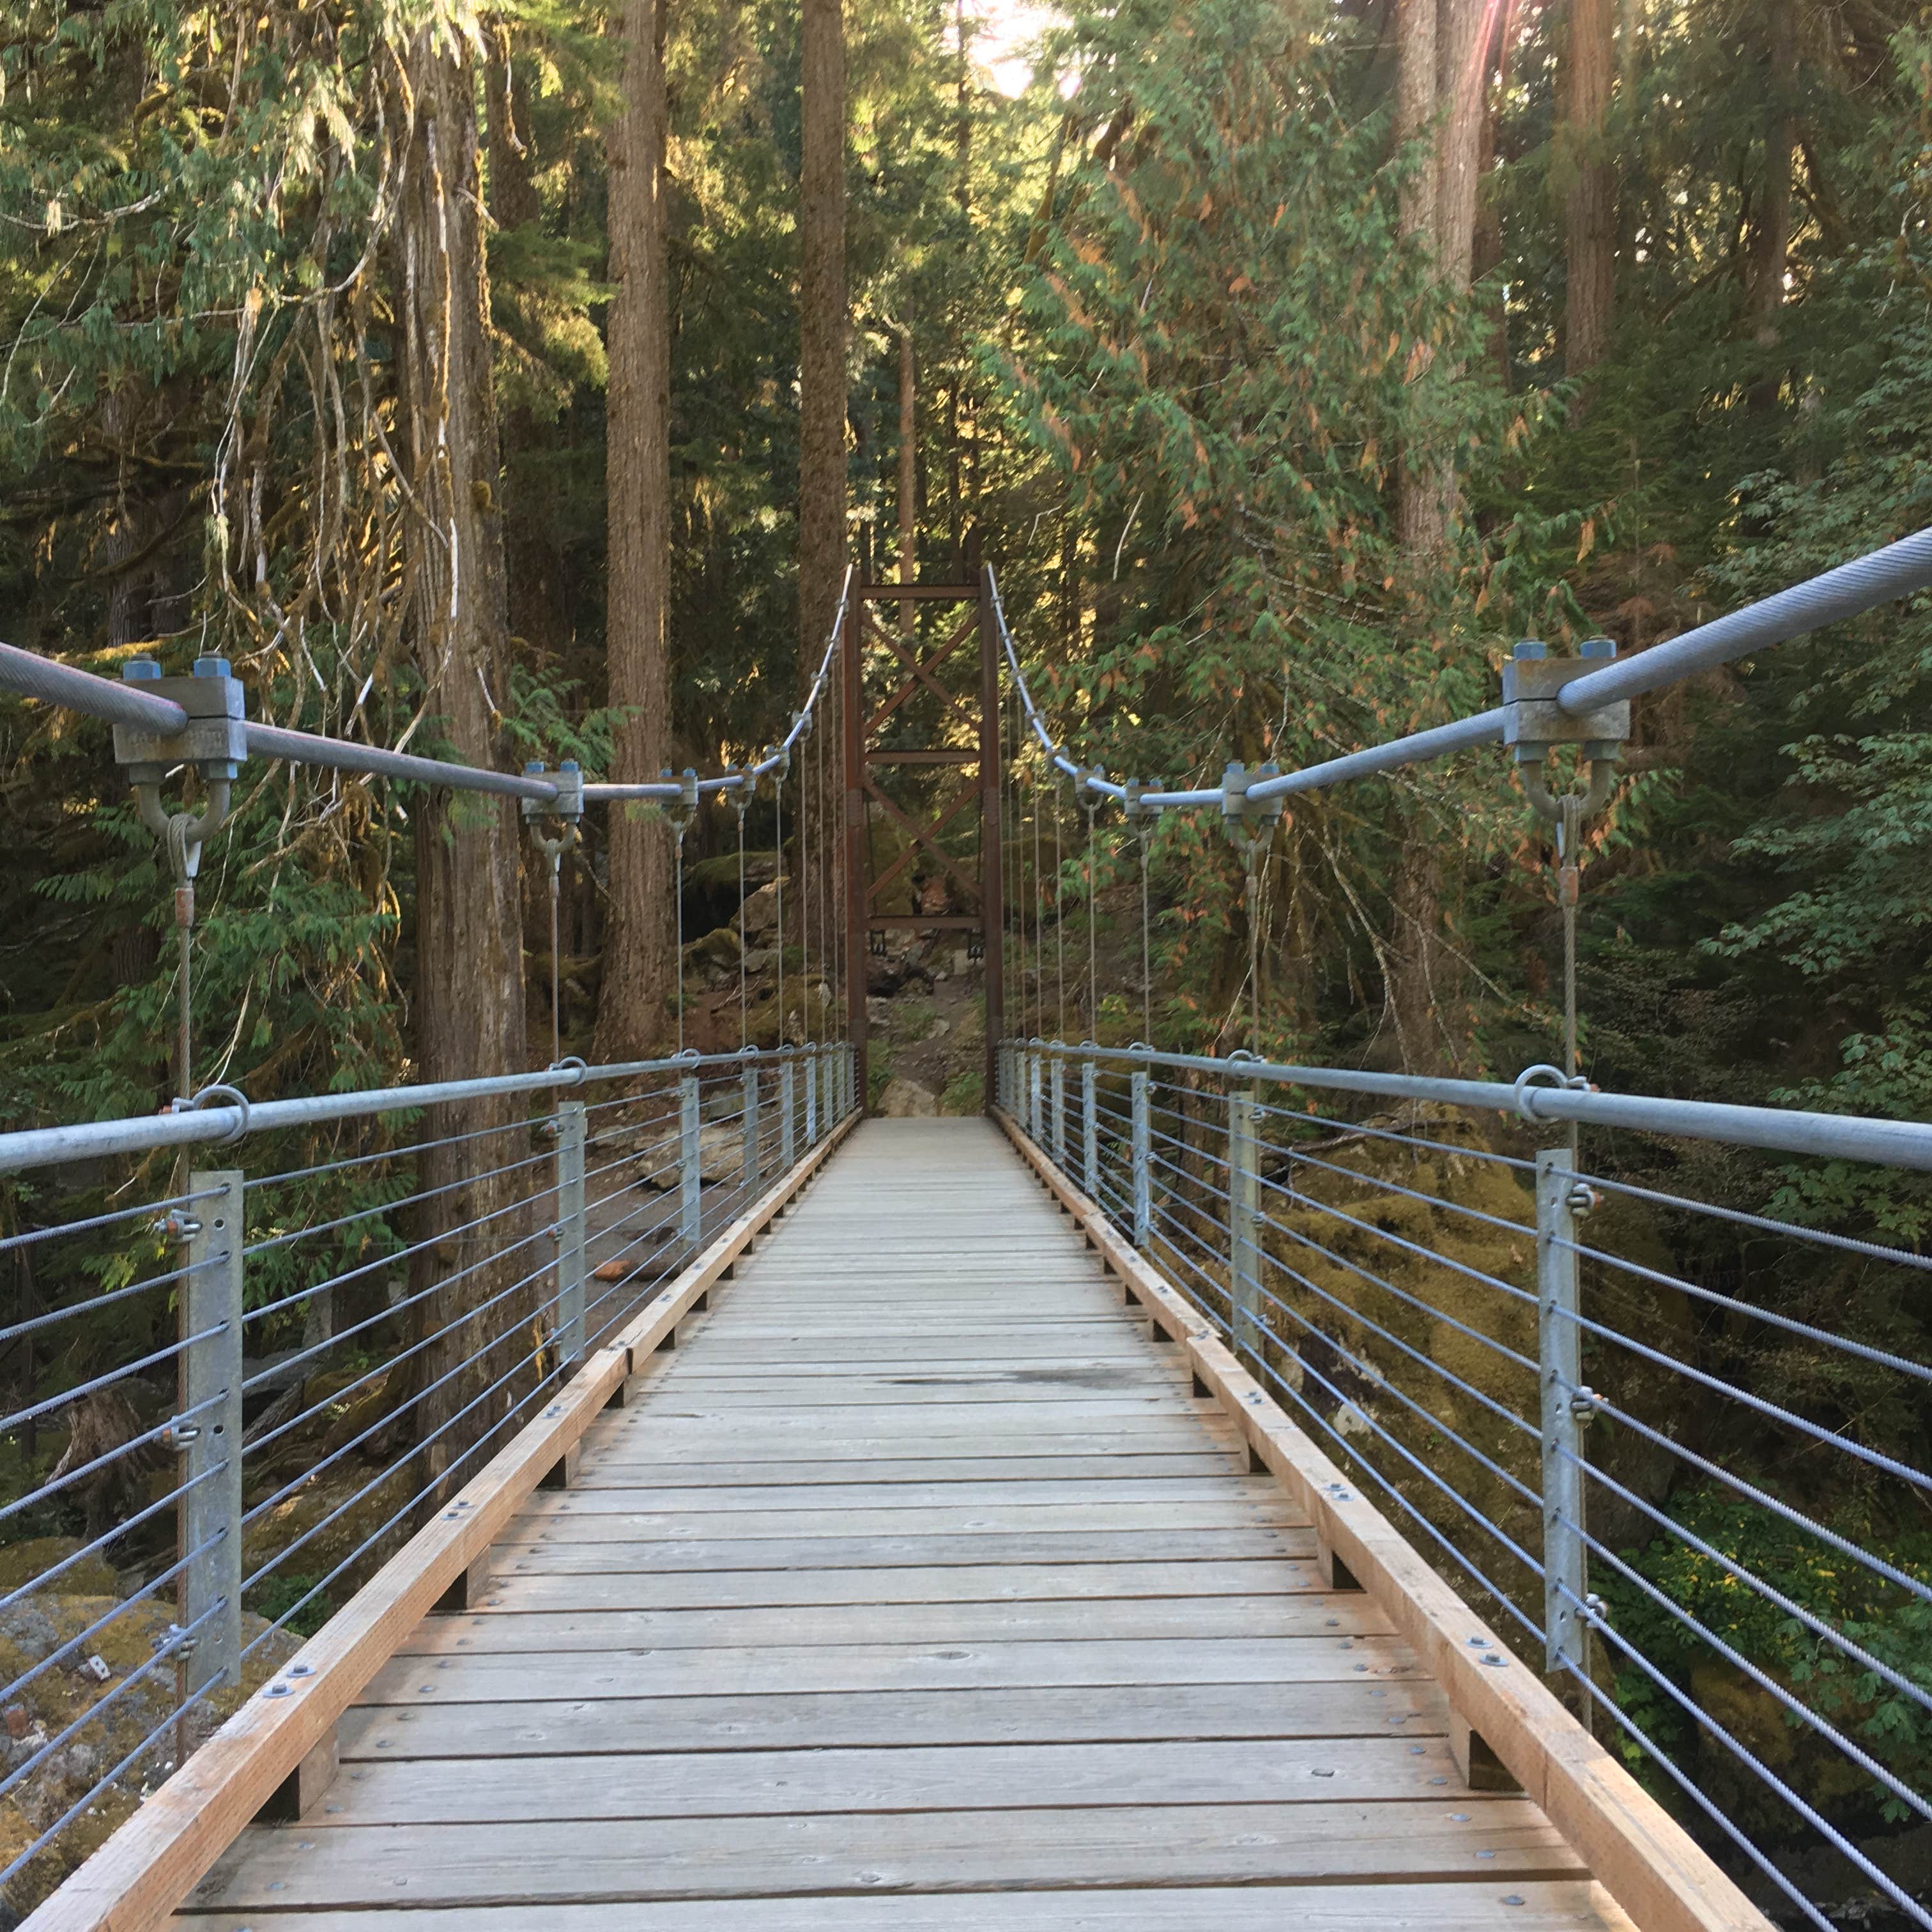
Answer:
xmin=335 ymin=1678 xmax=1452 ymax=1757
xmin=548 ymin=1476 xmax=1282 ymax=1511
xmin=482 ymin=1527 xmax=1312 ymax=1575
xmin=363 ymin=1634 xmax=1429 ymax=1703
xmin=573 ymin=1453 xmax=1247 ymax=1483
xmin=475 ymin=1558 xmax=1317 ymax=1612
xmin=182 ymin=1801 xmax=1589 ymax=1911
xmin=392 ymin=1593 xmax=1395 ymax=1654
xmin=22 ymin=1112 xmax=862 ymax=1932
xmin=997 ymin=1110 xmax=1777 ymax=1932
xmin=299 ymin=1735 xmax=1476 ymax=1825
xmin=174 ymin=1879 xmax=1640 ymax=1931
xmin=504 ymin=1501 xmax=1300 ymax=1542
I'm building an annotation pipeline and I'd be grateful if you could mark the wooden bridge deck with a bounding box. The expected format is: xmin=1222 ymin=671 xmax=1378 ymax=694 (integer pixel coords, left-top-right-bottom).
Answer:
xmin=176 ymin=1117 xmax=1636 ymax=1931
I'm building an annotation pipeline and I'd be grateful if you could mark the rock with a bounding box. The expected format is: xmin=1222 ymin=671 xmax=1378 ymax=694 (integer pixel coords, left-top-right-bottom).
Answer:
xmin=0 ymin=1542 xmax=118 ymax=1600
xmin=741 ymin=947 xmax=776 ymax=975
xmin=634 ymin=1121 xmax=746 ymax=1190
xmin=877 ymin=1078 xmax=939 ymax=1118
xmin=732 ymin=878 xmax=786 ymax=940
xmin=683 ymin=926 xmax=740 ymax=971
xmin=866 ymin=997 xmax=892 ymax=1026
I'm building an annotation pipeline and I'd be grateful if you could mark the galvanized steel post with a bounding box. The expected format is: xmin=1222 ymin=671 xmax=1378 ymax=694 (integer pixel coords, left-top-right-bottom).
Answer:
xmin=1227 ymin=1086 xmax=1261 ymax=1368
xmin=742 ymin=1059 xmax=762 ymax=1196
xmin=1027 ymin=1051 xmax=1043 ymax=1142
xmin=1050 ymin=1056 xmax=1066 ymax=1167
xmin=1537 ymin=1147 xmax=1589 ymax=1675
xmin=1131 ymin=1070 xmax=1151 ymax=1248
xmin=1082 ymin=1057 xmax=1098 ymax=1199
xmin=679 ymin=1074 xmax=702 ymax=1254
xmin=780 ymin=1058 xmax=796 ymax=1168
xmin=805 ymin=1046 xmax=819 ymax=1144
xmin=554 ymin=1101 xmax=586 ymax=1367
xmin=181 ymin=1170 xmax=244 ymax=1692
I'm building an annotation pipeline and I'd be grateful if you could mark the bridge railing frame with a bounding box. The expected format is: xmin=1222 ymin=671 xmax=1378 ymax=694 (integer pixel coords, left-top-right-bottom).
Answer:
xmin=999 ymin=1037 xmax=1932 ymax=1932
xmin=0 ymin=1041 xmax=856 ymax=1917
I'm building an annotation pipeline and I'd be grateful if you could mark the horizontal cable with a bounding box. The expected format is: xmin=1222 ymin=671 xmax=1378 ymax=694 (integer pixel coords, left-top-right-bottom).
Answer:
xmin=0 ymin=1391 xmax=223 ymax=1529
xmin=1248 ymin=1238 xmax=1538 ymax=1443
xmin=1563 ymin=1582 xmax=1931 ymax=1931
xmin=1563 ymin=1235 xmax=1932 ymax=1384
xmin=0 ymin=1252 xmax=207 ymax=1349
xmin=1256 ymin=1195 xmax=1539 ymax=1373
xmin=242 ymin=1243 xmax=565 ymax=1515
xmin=1257 ymin=1168 xmax=1538 ymax=1310
xmin=1562 ymin=1512 xmax=1931 ymax=1823
xmin=0 ymin=1599 xmax=229 ymax=1884
xmin=1252 ymin=1097 xmax=1538 ymax=1172
xmin=1567 ymin=1450 xmax=1932 ymax=1721
xmin=1556 ymin=1303 xmax=1931 ymax=1493
xmin=0 ymin=1524 xmax=222 ymax=1706
xmin=1564 ymin=1377 xmax=1932 ymax=1609
xmin=1551 ymin=1649 xmax=1835 ymax=1932
xmin=243 ymin=1138 xmax=555 ymax=1261
xmin=1249 ymin=1271 xmax=1541 ymax=1506
xmin=0 ymin=1186 xmax=226 ymax=1257
xmin=1241 ymin=1340 xmax=1547 ymax=1642
xmin=0 ymin=1321 xmax=220 ymax=1436
xmin=1576 ymin=1169 xmax=1932 ymax=1275
xmin=239 ymin=1178 xmax=555 ymax=1363
xmin=251 ymin=1112 xmax=537 ymax=1191
xmin=1259 ymin=1135 xmax=1535 ymax=1240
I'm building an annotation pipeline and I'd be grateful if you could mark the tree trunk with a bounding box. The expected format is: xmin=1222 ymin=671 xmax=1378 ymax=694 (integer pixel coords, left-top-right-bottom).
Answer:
xmin=393 ymin=27 xmax=530 ymax=1494
xmin=1563 ymin=0 xmax=1615 ymax=376
xmin=799 ymin=0 xmax=848 ymax=1037
xmin=1394 ymin=0 xmax=1438 ymax=254
xmin=596 ymin=0 xmax=676 ymax=1062
xmin=898 ymin=325 xmax=916 ymax=635
xmin=799 ymin=0 xmax=848 ymax=657
xmin=1388 ymin=0 xmax=1485 ymax=1073
xmin=1748 ymin=0 xmax=1798 ymax=411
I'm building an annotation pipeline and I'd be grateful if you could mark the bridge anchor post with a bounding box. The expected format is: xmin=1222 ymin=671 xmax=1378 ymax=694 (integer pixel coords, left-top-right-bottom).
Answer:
xmin=1131 ymin=1069 xmax=1151 ymax=1252
xmin=1537 ymin=1145 xmax=1591 ymax=1682
xmin=680 ymin=1073 xmax=702 ymax=1260
xmin=554 ymin=1100 xmax=586 ymax=1371
xmin=181 ymin=1170 xmax=245 ymax=1698
xmin=1227 ymin=1085 xmax=1261 ymax=1374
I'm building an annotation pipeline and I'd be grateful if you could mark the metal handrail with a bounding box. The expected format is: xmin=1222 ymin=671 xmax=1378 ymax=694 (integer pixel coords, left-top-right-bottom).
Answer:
xmin=995 ymin=1035 xmax=1932 ymax=1932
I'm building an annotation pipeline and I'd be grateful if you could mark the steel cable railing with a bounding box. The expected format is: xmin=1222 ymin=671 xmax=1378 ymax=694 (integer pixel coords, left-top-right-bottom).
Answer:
xmin=0 ymin=1039 xmax=854 ymax=1914
xmin=1000 ymin=1037 xmax=1932 ymax=1932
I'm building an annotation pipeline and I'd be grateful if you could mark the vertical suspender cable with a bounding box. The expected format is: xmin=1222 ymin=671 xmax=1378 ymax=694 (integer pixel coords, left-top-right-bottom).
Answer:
xmin=735 ymin=786 xmax=749 ymax=1052
xmin=675 ymin=830 xmax=687 ymax=1055
xmin=1054 ymin=772 xmax=1066 ymax=1042
xmin=1085 ymin=795 xmax=1098 ymax=1039
xmin=774 ymin=770 xmax=786 ymax=1045
xmin=1138 ymin=822 xmax=1153 ymax=1047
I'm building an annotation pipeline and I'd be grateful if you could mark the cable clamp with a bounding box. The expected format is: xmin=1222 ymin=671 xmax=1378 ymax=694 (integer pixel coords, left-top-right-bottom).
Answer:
xmin=1220 ymin=760 xmax=1284 ymax=851
xmin=174 ymin=1084 xmax=251 ymax=1144
xmin=1512 ymin=1063 xmax=1587 ymax=1123
xmin=657 ymin=769 xmax=700 ymax=839
xmin=1504 ymin=639 xmax=1628 ymax=825
xmin=548 ymin=1055 xmax=588 ymax=1082
xmin=115 ymin=656 xmax=248 ymax=786
xmin=162 ymin=1420 xmax=201 ymax=1451
xmin=1123 ymin=776 xmax=1167 ymax=829
xmin=1567 ymin=1384 xmax=1599 ymax=1425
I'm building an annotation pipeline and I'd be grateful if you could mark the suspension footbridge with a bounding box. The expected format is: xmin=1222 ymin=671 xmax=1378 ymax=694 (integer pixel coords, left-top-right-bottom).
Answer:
xmin=1 ymin=533 xmax=1930 ymax=1929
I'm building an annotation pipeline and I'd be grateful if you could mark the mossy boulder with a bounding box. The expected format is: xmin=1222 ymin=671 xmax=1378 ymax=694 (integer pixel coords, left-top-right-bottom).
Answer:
xmin=0 ymin=1589 xmax=298 ymax=1919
